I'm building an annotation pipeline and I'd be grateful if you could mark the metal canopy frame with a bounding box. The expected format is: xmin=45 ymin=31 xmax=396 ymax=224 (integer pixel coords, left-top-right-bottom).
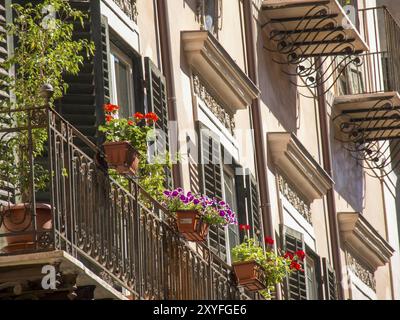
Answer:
xmin=261 ymin=0 xmax=368 ymax=97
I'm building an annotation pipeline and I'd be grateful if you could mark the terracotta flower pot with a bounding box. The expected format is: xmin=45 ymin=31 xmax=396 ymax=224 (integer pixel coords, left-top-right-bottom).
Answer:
xmin=103 ymin=141 xmax=140 ymax=175
xmin=0 ymin=203 xmax=52 ymax=252
xmin=175 ymin=210 xmax=209 ymax=242
xmin=232 ymin=261 xmax=266 ymax=292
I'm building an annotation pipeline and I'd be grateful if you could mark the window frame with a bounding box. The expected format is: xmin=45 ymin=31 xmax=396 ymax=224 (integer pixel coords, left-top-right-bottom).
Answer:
xmin=109 ymin=42 xmax=136 ymax=118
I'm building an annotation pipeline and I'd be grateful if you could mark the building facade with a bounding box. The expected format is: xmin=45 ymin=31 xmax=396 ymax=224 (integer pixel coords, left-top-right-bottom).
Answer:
xmin=0 ymin=0 xmax=399 ymax=300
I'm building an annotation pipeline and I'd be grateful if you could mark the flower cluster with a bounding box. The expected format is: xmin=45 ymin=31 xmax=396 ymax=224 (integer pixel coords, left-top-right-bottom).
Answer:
xmin=103 ymin=104 xmax=159 ymax=125
xmin=231 ymin=237 xmax=304 ymax=300
xmin=284 ymin=250 xmax=305 ymax=271
xmin=162 ymin=188 xmax=237 ymax=226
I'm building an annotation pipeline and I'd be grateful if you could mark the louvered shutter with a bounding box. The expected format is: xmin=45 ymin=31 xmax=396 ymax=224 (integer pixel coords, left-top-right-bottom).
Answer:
xmin=0 ymin=0 xmax=13 ymax=206
xmin=144 ymin=57 xmax=172 ymax=188
xmin=57 ymin=0 xmax=106 ymax=145
xmin=282 ymin=225 xmax=307 ymax=300
xmin=235 ymin=169 xmax=262 ymax=242
xmin=198 ymin=125 xmax=226 ymax=261
xmin=322 ymin=258 xmax=338 ymax=300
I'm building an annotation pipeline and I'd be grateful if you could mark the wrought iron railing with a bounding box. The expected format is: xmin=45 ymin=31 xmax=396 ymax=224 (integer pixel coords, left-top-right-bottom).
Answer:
xmin=335 ymin=7 xmax=400 ymax=95
xmin=332 ymin=6 xmax=400 ymax=177
xmin=0 ymin=106 xmax=251 ymax=300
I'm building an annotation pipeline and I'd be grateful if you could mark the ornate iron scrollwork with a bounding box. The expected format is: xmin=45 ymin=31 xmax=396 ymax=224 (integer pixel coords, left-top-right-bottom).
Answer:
xmin=333 ymin=97 xmax=400 ymax=177
xmin=262 ymin=3 xmax=364 ymax=97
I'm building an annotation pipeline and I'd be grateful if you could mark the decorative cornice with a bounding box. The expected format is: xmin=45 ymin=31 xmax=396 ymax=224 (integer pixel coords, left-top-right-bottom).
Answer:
xmin=182 ymin=31 xmax=259 ymax=112
xmin=346 ymin=251 xmax=376 ymax=291
xmin=268 ymin=132 xmax=334 ymax=203
xmin=112 ymin=0 xmax=138 ymax=23
xmin=277 ymin=174 xmax=312 ymax=224
xmin=193 ymin=75 xmax=235 ymax=134
xmin=338 ymin=212 xmax=394 ymax=271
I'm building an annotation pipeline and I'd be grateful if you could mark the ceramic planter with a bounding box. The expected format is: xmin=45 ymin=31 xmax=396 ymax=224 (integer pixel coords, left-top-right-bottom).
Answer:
xmin=175 ymin=210 xmax=209 ymax=242
xmin=0 ymin=203 xmax=52 ymax=253
xmin=103 ymin=141 xmax=140 ymax=175
xmin=232 ymin=261 xmax=266 ymax=291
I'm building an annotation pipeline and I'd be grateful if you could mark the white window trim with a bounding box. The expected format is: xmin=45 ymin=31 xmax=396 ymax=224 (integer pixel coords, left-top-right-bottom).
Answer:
xmin=348 ymin=270 xmax=377 ymax=300
xmin=197 ymin=100 xmax=240 ymax=163
xmin=281 ymin=196 xmax=316 ymax=252
xmin=101 ymin=0 xmax=140 ymax=53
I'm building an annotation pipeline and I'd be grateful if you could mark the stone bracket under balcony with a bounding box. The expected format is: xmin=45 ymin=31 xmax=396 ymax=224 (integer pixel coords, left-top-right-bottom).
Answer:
xmin=268 ymin=132 xmax=334 ymax=203
xmin=338 ymin=212 xmax=394 ymax=271
xmin=0 ymin=250 xmax=128 ymax=300
xmin=261 ymin=0 xmax=368 ymax=59
xmin=333 ymin=91 xmax=400 ymax=143
xmin=181 ymin=30 xmax=259 ymax=112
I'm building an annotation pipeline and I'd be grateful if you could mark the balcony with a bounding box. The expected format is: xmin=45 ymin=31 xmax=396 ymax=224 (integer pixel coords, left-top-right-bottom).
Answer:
xmin=0 ymin=107 xmax=249 ymax=300
xmin=332 ymin=7 xmax=400 ymax=173
xmin=260 ymin=0 xmax=368 ymax=93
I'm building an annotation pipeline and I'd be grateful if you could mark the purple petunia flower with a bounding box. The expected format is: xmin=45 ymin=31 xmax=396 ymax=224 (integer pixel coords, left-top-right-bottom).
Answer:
xmin=163 ymin=190 xmax=171 ymax=196
xmin=172 ymin=191 xmax=179 ymax=197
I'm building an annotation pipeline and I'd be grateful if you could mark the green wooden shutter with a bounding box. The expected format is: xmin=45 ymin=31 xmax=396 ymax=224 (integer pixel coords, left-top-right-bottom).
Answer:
xmin=235 ymin=169 xmax=262 ymax=242
xmin=282 ymin=225 xmax=307 ymax=300
xmin=144 ymin=57 xmax=172 ymax=188
xmin=57 ymin=0 xmax=106 ymax=145
xmin=198 ymin=125 xmax=226 ymax=260
xmin=0 ymin=0 xmax=14 ymax=205
xmin=322 ymin=258 xmax=338 ymax=300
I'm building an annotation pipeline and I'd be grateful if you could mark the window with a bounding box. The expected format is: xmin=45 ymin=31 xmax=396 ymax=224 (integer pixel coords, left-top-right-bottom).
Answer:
xmin=199 ymin=0 xmax=220 ymax=35
xmin=336 ymin=62 xmax=364 ymax=95
xmin=338 ymin=0 xmax=359 ymax=30
xmin=305 ymin=253 xmax=320 ymax=300
xmin=110 ymin=43 xmax=135 ymax=118
xmin=223 ymin=167 xmax=240 ymax=264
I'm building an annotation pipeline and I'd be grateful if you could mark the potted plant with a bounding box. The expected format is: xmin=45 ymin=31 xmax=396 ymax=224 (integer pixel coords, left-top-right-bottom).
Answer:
xmin=231 ymin=234 xmax=305 ymax=299
xmin=162 ymin=188 xmax=237 ymax=242
xmin=99 ymin=106 xmax=159 ymax=175
xmin=0 ymin=0 xmax=94 ymax=252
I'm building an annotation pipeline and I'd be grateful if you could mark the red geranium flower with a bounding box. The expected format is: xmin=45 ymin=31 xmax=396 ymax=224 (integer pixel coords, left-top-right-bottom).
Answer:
xmin=145 ymin=112 xmax=159 ymax=122
xmin=264 ymin=236 xmax=274 ymax=245
xmin=239 ymin=224 xmax=251 ymax=231
xmin=295 ymin=250 xmax=306 ymax=261
xmin=128 ymin=120 xmax=134 ymax=126
xmin=134 ymin=112 xmax=145 ymax=119
xmin=105 ymin=114 xmax=113 ymax=123
xmin=104 ymin=103 xmax=119 ymax=113
xmin=290 ymin=261 xmax=303 ymax=272
xmin=284 ymin=252 xmax=294 ymax=260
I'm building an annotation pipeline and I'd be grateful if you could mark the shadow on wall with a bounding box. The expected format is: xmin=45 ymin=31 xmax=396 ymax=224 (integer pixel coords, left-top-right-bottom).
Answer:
xmin=257 ymin=26 xmax=298 ymax=133
xmin=332 ymin=137 xmax=364 ymax=212
xmin=390 ymin=141 xmax=400 ymax=249
xmin=183 ymin=0 xmax=199 ymax=13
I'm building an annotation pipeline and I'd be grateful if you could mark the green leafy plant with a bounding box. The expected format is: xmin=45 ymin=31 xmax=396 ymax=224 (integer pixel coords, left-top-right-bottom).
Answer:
xmin=162 ymin=188 xmax=237 ymax=226
xmin=0 ymin=0 xmax=94 ymax=201
xmin=231 ymin=236 xmax=305 ymax=299
xmin=98 ymin=105 xmax=172 ymax=202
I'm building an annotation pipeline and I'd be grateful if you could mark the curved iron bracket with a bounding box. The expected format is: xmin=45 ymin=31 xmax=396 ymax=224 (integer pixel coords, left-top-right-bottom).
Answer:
xmin=262 ymin=3 xmax=365 ymax=97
